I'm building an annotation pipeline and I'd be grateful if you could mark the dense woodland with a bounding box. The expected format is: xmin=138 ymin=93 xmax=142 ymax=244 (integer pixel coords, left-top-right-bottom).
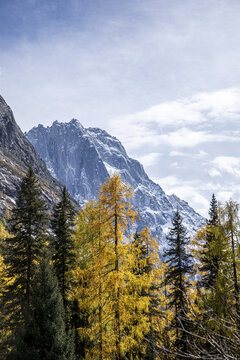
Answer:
xmin=0 ymin=168 xmax=239 ymax=359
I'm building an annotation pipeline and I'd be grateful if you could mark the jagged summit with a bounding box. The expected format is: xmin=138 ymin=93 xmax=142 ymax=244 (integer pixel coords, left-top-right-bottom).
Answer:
xmin=0 ymin=95 xmax=68 ymax=214
xmin=26 ymin=119 xmax=205 ymax=244
xmin=0 ymin=95 xmax=48 ymax=177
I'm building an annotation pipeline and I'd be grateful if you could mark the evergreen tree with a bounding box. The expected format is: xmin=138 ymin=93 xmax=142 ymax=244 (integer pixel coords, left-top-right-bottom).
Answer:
xmin=1 ymin=167 xmax=48 ymax=333
xmin=200 ymin=194 xmax=221 ymax=290
xmin=9 ymin=256 xmax=75 ymax=360
xmin=164 ymin=209 xmax=193 ymax=358
xmin=51 ymin=186 xmax=75 ymax=309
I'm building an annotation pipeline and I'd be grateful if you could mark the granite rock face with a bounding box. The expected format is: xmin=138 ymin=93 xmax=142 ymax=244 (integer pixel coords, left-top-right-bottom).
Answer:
xmin=27 ymin=120 xmax=205 ymax=245
xmin=0 ymin=95 xmax=68 ymax=215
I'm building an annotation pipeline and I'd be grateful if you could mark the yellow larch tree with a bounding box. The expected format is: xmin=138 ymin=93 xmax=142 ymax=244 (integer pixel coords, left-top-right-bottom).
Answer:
xmin=98 ymin=174 xmax=137 ymax=360
xmin=0 ymin=219 xmax=12 ymax=353
xmin=72 ymin=175 xmax=166 ymax=360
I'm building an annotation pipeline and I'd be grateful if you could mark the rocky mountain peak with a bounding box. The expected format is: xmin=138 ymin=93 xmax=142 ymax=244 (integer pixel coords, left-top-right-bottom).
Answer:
xmin=26 ymin=120 xmax=206 ymax=245
xmin=0 ymin=95 xmax=70 ymax=215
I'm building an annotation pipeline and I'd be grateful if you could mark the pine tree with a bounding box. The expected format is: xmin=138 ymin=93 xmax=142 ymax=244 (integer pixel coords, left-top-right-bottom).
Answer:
xmin=164 ymin=209 xmax=193 ymax=358
xmin=51 ymin=186 xmax=75 ymax=309
xmin=200 ymin=194 xmax=221 ymax=290
xmin=1 ymin=167 xmax=48 ymax=333
xmin=9 ymin=256 xmax=75 ymax=360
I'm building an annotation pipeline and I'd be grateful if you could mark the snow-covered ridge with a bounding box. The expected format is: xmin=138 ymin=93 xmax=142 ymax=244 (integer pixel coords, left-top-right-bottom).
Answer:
xmin=26 ymin=119 xmax=206 ymax=245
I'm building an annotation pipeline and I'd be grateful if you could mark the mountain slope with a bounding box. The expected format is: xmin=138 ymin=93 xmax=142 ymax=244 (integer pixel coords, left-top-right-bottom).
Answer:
xmin=0 ymin=95 xmax=69 ymax=215
xmin=26 ymin=119 xmax=205 ymax=244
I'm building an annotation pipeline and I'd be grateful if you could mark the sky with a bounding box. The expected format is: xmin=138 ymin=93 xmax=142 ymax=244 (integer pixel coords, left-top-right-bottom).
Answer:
xmin=1 ymin=0 xmax=240 ymax=217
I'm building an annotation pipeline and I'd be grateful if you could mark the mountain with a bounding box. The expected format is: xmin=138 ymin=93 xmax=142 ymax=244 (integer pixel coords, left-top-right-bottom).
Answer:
xmin=26 ymin=119 xmax=205 ymax=245
xmin=0 ymin=95 xmax=69 ymax=215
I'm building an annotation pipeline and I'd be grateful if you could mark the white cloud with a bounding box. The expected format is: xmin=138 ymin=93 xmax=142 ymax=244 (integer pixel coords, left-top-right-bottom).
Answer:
xmin=169 ymin=150 xmax=187 ymax=157
xmin=154 ymin=176 xmax=209 ymax=217
xmin=153 ymin=175 xmax=179 ymax=188
xmin=212 ymin=156 xmax=240 ymax=176
xmin=217 ymin=191 xmax=235 ymax=203
xmin=209 ymin=168 xmax=222 ymax=177
xmin=136 ymin=152 xmax=161 ymax=167
xmin=110 ymin=88 xmax=240 ymax=151
xmin=111 ymin=87 xmax=240 ymax=134
xmin=159 ymin=128 xmax=238 ymax=148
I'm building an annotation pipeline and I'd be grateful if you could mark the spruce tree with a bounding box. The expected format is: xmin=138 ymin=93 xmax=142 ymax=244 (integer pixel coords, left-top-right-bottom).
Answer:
xmin=1 ymin=167 xmax=48 ymax=332
xmin=200 ymin=194 xmax=220 ymax=290
xmin=51 ymin=186 xmax=75 ymax=309
xmin=9 ymin=256 xmax=75 ymax=360
xmin=164 ymin=209 xmax=193 ymax=357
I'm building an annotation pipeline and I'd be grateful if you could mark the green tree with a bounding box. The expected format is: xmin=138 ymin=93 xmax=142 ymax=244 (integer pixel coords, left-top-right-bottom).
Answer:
xmin=9 ymin=256 xmax=75 ymax=360
xmin=164 ymin=209 xmax=193 ymax=358
xmin=1 ymin=167 xmax=48 ymax=333
xmin=51 ymin=186 xmax=75 ymax=309
xmin=200 ymin=194 xmax=221 ymax=290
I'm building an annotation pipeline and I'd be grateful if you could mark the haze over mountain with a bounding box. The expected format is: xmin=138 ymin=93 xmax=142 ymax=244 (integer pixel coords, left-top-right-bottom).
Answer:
xmin=26 ymin=120 xmax=205 ymax=244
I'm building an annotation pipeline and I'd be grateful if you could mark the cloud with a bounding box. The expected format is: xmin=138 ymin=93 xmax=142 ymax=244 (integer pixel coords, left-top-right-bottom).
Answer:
xmin=156 ymin=128 xmax=237 ymax=148
xmin=110 ymin=88 xmax=240 ymax=151
xmin=208 ymin=168 xmax=222 ymax=178
xmin=2 ymin=0 xmax=240 ymax=218
xmin=212 ymin=156 xmax=240 ymax=176
xmin=136 ymin=152 xmax=161 ymax=167
xmin=154 ymin=175 xmax=210 ymax=217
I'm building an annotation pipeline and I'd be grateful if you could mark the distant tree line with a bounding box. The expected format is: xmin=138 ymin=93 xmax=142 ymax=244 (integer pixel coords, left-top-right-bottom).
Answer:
xmin=0 ymin=168 xmax=239 ymax=359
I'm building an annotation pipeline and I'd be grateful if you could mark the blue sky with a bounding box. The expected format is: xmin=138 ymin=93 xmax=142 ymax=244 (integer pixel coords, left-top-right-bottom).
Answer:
xmin=1 ymin=0 xmax=240 ymax=216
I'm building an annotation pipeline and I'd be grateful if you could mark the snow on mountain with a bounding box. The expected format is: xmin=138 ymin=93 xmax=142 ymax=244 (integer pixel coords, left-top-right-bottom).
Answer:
xmin=0 ymin=95 xmax=67 ymax=215
xmin=26 ymin=119 xmax=206 ymax=245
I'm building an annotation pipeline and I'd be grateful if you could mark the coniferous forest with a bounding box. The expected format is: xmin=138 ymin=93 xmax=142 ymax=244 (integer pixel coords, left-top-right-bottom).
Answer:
xmin=0 ymin=168 xmax=240 ymax=360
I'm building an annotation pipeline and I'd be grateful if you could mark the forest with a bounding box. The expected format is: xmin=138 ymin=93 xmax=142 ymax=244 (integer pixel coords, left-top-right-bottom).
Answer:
xmin=0 ymin=167 xmax=239 ymax=360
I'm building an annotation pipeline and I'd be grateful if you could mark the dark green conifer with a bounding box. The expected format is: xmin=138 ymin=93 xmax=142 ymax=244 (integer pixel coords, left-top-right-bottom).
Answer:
xmin=164 ymin=209 xmax=193 ymax=358
xmin=9 ymin=256 xmax=75 ymax=360
xmin=200 ymin=194 xmax=220 ymax=289
xmin=51 ymin=186 xmax=75 ymax=309
xmin=1 ymin=167 xmax=48 ymax=331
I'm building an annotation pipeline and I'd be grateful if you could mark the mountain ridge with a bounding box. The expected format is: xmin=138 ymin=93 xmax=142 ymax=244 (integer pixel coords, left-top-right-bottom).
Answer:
xmin=26 ymin=119 xmax=206 ymax=245
xmin=0 ymin=95 xmax=78 ymax=215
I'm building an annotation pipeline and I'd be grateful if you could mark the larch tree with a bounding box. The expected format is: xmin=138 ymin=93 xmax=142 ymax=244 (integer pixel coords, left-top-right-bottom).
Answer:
xmin=73 ymin=175 xmax=155 ymax=360
xmin=0 ymin=221 xmax=12 ymax=358
xmin=99 ymin=174 xmax=137 ymax=360
xmin=222 ymin=200 xmax=240 ymax=319
xmin=128 ymin=227 xmax=166 ymax=360
xmin=72 ymin=200 xmax=104 ymax=360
